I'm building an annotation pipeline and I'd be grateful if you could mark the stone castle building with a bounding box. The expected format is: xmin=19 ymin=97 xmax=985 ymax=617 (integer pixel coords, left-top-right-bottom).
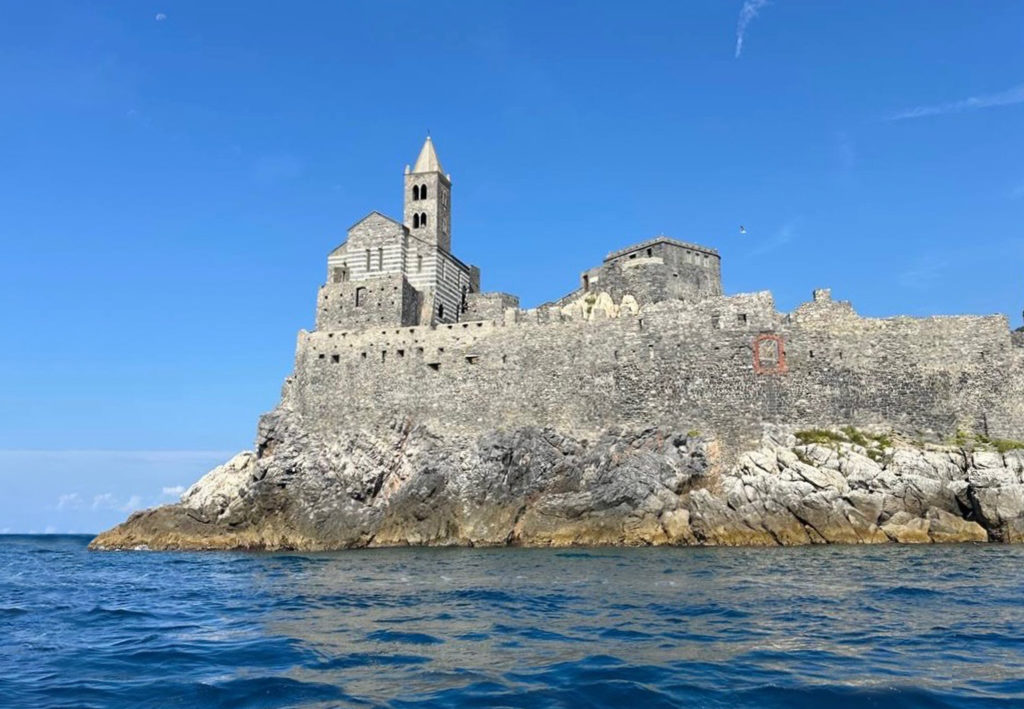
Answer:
xmin=284 ymin=138 xmax=1024 ymax=448
xmin=316 ymin=137 xmax=725 ymax=329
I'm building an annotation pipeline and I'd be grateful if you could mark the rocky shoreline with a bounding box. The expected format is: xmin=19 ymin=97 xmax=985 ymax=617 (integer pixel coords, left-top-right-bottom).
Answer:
xmin=90 ymin=418 xmax=1024 ymax=551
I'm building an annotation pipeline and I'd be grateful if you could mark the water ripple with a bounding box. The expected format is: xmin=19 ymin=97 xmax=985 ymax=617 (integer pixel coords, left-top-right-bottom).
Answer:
xmin=3 ymin=537 xmax=1024 ymax=707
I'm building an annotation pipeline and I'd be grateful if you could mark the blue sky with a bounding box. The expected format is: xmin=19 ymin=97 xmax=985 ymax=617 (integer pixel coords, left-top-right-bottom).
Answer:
xmin=1 ymin=1 xmax=1022 ymax=533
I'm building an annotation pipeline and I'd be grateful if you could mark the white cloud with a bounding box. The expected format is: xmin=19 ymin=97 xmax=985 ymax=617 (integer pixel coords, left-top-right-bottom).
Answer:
xmin=735 ymin=0 xmax=770 ymax=59
xmin=161 ymin=485 xmax=185 ymax=497
xmin=120 ymin=495 xmax=143 ymax=513
xmin=44 ymin=525 xmax=57 ymax=534
xmin=747 ymin=219 xmax=799 ymax=256
xmin=889 ymin=83 xmax=1024 ymax=121
xmin=155 ymin=13 xmax=167 ymax=22
xmin=91 ymin=492 xmax=145 ymax=513
xmin=92 ymin=493 xmax=117 ymax=510
xmin=57 ymin=493 xmax=83 ymax=510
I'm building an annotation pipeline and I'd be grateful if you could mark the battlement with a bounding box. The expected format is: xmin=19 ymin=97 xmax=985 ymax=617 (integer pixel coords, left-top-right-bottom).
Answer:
xmin=285 ymin=139 xmax=1024 ymax=448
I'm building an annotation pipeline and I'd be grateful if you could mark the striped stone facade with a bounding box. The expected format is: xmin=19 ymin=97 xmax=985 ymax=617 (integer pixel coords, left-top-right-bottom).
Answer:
xmin=322 ymin=138 xmax=478 ymax=328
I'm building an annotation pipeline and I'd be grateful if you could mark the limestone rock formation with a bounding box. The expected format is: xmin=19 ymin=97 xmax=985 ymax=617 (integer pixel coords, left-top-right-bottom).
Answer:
xmin=91 ymin=417 xmax=1021 ymax=551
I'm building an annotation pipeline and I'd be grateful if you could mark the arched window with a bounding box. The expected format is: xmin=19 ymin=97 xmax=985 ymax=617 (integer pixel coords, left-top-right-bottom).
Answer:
xmin=420 ymin=184 xmax=428 ymax=199
xmin=365 ymin=249 xmax=371 ymax=270
xmin=413 ymin=213 xmax=420 ymax=228
xmin=420 ymin=212 xmax=427 ymax=226
xmin=412 ymin=185 xmax=420 ymax=200
xmin=438 ymin=303 xmax=445 ymax=319
xmin=416 ymin=254 xmax=423 ymax=273
xmin=377 ymin=247 xmax=383 ymax=270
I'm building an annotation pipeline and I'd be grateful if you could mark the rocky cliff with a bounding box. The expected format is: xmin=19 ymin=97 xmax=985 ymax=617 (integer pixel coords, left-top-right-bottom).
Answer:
xmin=91 ymin=410 xmax=1024 ymax=550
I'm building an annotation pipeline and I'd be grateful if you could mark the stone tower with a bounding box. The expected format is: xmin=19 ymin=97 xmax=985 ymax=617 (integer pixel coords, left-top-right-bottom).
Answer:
xmin=404 ymin=137 xmax=452 ymax=252
xmin=319 ymin=136 xmax=477 ymax=330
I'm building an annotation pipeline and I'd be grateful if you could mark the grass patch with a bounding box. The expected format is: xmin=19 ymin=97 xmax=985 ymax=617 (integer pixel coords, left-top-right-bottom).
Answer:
xmin=992 ymin=438 xmax=1024 ymax=454
xmin=840 ymin=426 xmax=870 ymax=448
xmin=794 ymin=429 xmax=846 ymax=446
xmin=795 ymin=426 xmax=893 ymax=463
xmin=949 ymin=431 xmax=1024 ymax=454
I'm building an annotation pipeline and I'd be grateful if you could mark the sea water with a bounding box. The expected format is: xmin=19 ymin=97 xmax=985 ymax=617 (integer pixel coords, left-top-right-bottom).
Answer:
xmin=2 ymin=535 xmax=1023 ymax=708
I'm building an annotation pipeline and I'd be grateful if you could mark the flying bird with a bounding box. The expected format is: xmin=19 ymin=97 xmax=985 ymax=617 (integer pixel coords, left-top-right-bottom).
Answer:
xmin=739 ymin=225 xmax=747 ymax=235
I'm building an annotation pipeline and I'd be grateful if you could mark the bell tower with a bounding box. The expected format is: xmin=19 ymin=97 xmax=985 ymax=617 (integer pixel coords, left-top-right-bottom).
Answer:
xmin=404 ymin=137 xmax=452 ymax=252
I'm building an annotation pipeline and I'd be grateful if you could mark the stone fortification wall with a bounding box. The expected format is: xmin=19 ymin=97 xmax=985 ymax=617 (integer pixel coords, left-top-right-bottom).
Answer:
xmin=464 ymin=292 xmax=520 ymax=321
xmin=594 ymin=238 xmax=722 ymax=304
xmin=315 ymin=273 xmax=420 ymax=330
xmin=285 ymin=288 xmax=1024 ymax=449
xmin=595 ymin=258 xmax=721 ymax=306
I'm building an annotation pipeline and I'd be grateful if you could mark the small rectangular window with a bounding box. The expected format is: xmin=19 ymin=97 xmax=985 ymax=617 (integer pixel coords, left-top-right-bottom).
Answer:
xmin=355 ymin=287 xmax=366 ymax=306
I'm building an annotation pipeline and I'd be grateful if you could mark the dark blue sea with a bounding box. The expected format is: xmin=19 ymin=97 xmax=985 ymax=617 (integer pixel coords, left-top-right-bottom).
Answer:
xmin=3 ymin=536 xmax=1024 ymax=708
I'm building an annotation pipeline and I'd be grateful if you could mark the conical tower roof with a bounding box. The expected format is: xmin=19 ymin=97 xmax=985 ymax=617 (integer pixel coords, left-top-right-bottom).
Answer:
xmin=412 ymin=136 xmax=443 ymax=173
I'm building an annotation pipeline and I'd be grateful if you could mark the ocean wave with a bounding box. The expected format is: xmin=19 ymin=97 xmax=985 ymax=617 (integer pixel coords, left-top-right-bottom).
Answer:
xmin=5 ymin=537 xmax=1024 ymax=707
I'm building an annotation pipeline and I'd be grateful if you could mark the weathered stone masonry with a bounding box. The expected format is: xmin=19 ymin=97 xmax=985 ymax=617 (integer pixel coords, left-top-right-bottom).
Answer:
xmin=287 ymin=138 xmax=1024 ymax=451
xmin=88 ymin=137 xmax=1024 ymax=551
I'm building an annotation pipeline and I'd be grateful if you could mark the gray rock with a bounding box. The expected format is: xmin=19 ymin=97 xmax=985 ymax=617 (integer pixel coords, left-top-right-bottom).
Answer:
xmin=90 ymin=424 xmax=1024 ymax=551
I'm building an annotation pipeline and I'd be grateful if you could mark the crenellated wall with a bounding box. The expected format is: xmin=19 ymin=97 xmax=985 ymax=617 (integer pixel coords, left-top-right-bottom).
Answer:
xmin=315 ymin=273 xmax=420 ymax=330
xmin=282 ymin=287 xmax=1024 ymax=449
xmin=464 ymin=292 xmax=520 ymax=321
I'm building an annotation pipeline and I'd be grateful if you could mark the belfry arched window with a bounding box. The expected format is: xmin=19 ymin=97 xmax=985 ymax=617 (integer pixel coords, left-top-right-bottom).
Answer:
xmin=420 ymin=212 xmax=427 ymax=226
xmin=420 ymin=184 xmax=428 ymax=199
xmin=412 ymin=185 xmax=420 ymax=201
xmin=413 ymin=213 xmax=420 ymax=228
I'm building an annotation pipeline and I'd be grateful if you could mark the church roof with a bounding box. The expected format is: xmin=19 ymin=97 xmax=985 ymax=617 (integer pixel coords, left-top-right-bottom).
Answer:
xmin=346 ymin=210 xmax=405 ymax=233
xmin=412 ymin=136 xmax=444 ymax=173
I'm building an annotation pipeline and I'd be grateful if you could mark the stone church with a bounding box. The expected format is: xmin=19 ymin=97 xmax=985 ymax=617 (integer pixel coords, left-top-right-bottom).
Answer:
xmin=316 ymin=137 xmax=479 ymax=331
